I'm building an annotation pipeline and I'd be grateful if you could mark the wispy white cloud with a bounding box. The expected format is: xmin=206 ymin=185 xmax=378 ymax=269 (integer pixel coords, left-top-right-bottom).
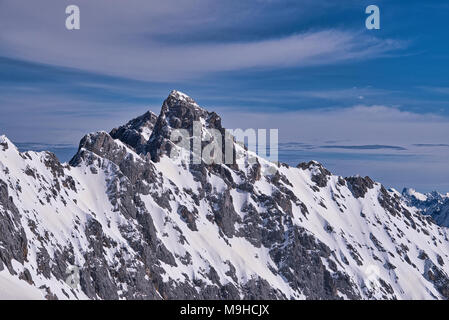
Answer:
xmin=418 ymin=86 xmax=449 ymax=95
xmin=287 ymin=87 xmax=396 ymax=101
xmin=0 ymin=0 xmax=407 ymax=81
xmin=217 ymin=104 xmax=449 ymax=146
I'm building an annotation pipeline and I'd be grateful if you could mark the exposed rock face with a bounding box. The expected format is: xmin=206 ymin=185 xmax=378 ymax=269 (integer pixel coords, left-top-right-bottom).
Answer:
xmin=345 ymin=176 xmax=375 ymax=199
xmin=0 ymin=91 xmax=449 ymax=300
xmin=0 ymin=180 xmax=28 ymax=273
xmin=110 ymin=111 xmax=157 ymax=154
xmin=146 ymin=90 xmax=227 ymax=163
xmin=298 ymin=161 xmax=332 ymax=189
xmin=424 ymin=259 xmax=449 ymax=299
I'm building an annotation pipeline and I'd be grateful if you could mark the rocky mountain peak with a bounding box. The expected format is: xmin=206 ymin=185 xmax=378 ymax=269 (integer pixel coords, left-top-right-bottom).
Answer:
xmin=167 ymin=90 xmax=200 ymax=106
xmin=146 ymin=90 xmax=224 ymax=162
xmin=70 ymin=90 xmax=227 ymax=164
xmin=401 ymin=187 xmax=449 ymax=227
xmin=2 ymin=92 xmax=449 ymax=300
xmin=110 ymin=110 xmax=158 ymax=154
xmin=0 ymin=135 xmax=12 ymax=151
xmin=158 ymin=90 xmax=222 ymax=130
xmin=402 ymin=188 xmax=428 ymax=201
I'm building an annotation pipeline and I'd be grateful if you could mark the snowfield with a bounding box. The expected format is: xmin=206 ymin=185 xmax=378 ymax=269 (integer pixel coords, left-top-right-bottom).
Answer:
xmin=0 ymin=91 xmax=448 ymax=300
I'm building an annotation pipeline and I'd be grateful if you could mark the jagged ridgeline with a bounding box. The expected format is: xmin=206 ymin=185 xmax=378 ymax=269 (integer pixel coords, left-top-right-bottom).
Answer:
xmin=0 ymin=91 xmax=448 ymax=300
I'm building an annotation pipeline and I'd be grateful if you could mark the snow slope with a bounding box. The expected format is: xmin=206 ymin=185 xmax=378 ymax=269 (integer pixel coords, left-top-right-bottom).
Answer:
xmin=0 ymin=91 xmax=448 ymax=300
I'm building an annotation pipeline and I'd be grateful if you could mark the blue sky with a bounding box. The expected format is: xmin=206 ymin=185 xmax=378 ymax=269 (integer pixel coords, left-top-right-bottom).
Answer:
xmin=0 ymin=0 xmax=448 ymax=192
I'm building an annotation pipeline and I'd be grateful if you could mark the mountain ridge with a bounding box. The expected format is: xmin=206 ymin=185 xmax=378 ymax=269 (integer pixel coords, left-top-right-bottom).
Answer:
xmin=0 ymin=91 xmax=448 ymax=300
xmin=401 ymin=188 xmax=449 ymax=228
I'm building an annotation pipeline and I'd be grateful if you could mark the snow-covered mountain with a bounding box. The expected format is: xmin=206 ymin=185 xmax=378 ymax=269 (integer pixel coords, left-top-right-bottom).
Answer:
xmin=0 ymin=90 xmax=448 ymax=300
xmin=401 ymin=188 xmax=449 ymax=228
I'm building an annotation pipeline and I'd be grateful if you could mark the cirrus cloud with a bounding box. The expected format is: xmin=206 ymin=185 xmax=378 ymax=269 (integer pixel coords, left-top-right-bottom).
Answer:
xmin=0 ymin=0 xmax=406 ymax=81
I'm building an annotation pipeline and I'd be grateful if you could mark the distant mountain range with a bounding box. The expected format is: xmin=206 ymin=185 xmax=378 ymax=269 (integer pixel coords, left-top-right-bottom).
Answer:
xmin=0 ymin=91 xmax=448 ymax=299
xmin=401 ymin=188 xmax=449 ymax=228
